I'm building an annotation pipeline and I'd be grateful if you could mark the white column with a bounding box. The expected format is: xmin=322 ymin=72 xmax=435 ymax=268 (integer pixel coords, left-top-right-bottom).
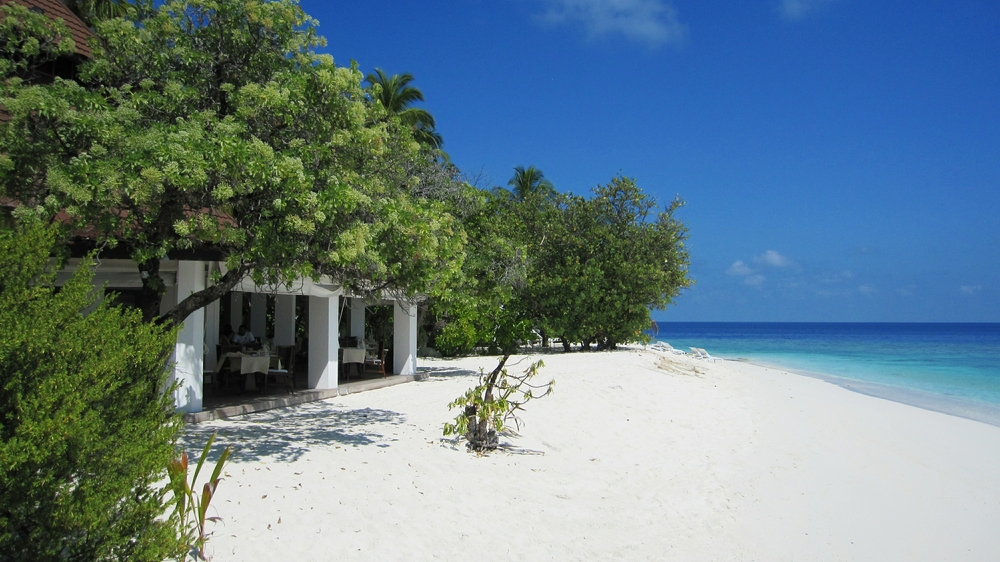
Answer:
xmin=160 ymin=285 xmax=178 ymax=317
xmin=173 ymin=261 xmax=205 ymax=413
xmin=274 ymin=295 xmax=296 ymax=347
xmin=250 ymin=293 xmax=267 ymax=340
xmin=350 ymin=298 xmax=365 ymax=339
xmin=308 ymin=293 xmax=340 ymax=390
xmin=393 ymin=301 xmax=417 ymax=375
xmin=229 ymin=292 xmax=243 ymax=329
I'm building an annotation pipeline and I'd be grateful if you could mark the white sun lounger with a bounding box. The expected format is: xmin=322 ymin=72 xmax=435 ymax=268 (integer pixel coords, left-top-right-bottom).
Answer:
xmin=659 ymin=342 xmax=686 ymax=355
xmin=697 ymin=348 xmax=720 ymax=362
xmin=651 ymin=342 xmax=686 ymax=355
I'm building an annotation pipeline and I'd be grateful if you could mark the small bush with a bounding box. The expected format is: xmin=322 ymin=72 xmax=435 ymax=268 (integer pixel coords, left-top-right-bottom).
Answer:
xmin=0 ymin=222 xmax=184 ymax=561
xmin=444 ymin=358 xmax=553 ymax=452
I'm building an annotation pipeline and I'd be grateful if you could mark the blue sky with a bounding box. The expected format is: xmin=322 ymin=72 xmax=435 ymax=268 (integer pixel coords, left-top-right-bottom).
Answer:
xmin=302 ymin=0 xmax=999 ymax=322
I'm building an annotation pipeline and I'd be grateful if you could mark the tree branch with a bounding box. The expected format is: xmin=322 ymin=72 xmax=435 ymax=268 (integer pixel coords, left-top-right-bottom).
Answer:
xmin=158 ymin=262 xmax=252 ymax=328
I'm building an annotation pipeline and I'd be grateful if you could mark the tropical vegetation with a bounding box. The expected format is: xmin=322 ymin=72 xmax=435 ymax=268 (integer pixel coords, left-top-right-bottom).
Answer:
xmin=1 ymin=0 xmax=463 ymax=327
xmin=0 ymin=221 xmax=184 ymax=561
xmin=0 ymin=0 xmax=693 ymax=548
xmin=365 ymin=68 xmax=444 ymax=149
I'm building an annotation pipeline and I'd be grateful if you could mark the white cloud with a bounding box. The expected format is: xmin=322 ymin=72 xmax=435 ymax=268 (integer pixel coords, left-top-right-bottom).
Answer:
xmin=960 ymin=285 xmax=983 ymax=295
xmin=779 ymin=0 xmax=836 ymax=20
xmin=754 ymin=250 xmax=793 ymax=268
xmin=535 ymin=0 xmax=688 ymax=46
xmin=726 ymin=251 xmax=795 ymax=288
xmin=858 ymin=284 xmax=876 ymax=295
xmin=726 ymin=260 xmax=754 ymax=276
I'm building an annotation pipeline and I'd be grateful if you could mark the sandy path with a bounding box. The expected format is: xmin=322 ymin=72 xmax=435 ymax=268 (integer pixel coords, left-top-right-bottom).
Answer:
xmin=183 ymin=349 xmax=1000 ymax=561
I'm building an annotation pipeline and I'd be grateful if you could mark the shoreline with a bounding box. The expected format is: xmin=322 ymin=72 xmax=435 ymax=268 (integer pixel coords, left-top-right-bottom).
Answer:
xmin=730 ymin=356 xmax=1000 ymax=428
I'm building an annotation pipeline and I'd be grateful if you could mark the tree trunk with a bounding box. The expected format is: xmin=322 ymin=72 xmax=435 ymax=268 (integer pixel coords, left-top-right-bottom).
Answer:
xmin=561 ymin=336 xmax=571 ymax=353
xmin=137 ymin=258 xmax=165 ymax=323
xmin=157 ymin=263 xmax=252 ymax=328
xmin=482 ymin=353 xmax=509 ymax=402
xmin=465 ymin=353 xmax=510 ymax=451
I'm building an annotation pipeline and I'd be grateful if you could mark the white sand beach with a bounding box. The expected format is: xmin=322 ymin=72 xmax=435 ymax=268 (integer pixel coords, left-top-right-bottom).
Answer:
xmin=184 ymin=349 xmax=1000 ymax=561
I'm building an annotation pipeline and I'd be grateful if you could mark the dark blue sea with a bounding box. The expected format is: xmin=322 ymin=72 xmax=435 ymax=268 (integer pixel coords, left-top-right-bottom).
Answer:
xmin=652 ymin=322 xmax=1000 ymax=426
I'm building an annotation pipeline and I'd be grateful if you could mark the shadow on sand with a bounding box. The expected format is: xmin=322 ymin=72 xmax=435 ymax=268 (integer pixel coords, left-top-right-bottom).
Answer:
xmin=179 ymin=401 xmax=406 ymax=464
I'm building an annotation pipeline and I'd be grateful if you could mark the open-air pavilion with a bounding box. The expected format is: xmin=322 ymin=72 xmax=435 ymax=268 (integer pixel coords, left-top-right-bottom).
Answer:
xmin=58 ymin=257 xmax=421 ymax=419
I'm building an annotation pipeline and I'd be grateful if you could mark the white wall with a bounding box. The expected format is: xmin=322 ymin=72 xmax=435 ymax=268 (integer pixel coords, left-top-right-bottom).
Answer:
xmin=393 ymin=301 xmax=417 ymax=375
xmin=274 ymin=295 xmax=296 ymax=347
xmin=171 ymin=261 xmax=205 ymax=413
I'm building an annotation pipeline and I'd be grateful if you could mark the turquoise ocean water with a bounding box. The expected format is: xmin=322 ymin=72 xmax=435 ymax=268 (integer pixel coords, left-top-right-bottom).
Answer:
xmin=652 ymin=323 xmax=1000 ymax=426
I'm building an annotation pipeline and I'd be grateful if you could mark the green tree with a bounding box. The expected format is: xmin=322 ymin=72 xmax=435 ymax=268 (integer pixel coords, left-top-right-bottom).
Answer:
xmin=432 ymin=188 xmax=554 ymax=451
xmin=0 ymin=2 xmax=77 ymax=82
xmin=534 ymin=176 xmax=691 ymax=350
xmin=364 ymin=68 xmax=443 ymax=149
xmin=65 ymin=0 xmax=137 ymax=26
xmin=0 ymin=0 xmax=463 ymax=326
xmin=0 ymin=221 xmax=183 ymax=561
xmin=507 ymin=165 xmax=555 ymax=202
xmin=432 ymin=188 xmax=533 ymax=357
xmin=522 ymin=192 xmax=603 ymax=350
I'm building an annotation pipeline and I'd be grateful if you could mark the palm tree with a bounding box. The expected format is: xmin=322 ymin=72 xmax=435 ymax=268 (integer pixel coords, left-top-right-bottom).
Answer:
xmin=508 ymin=166 xmax=556 ymax=202
xmin=65 ymin=0 xmax=135 ymax=26
xmin=365 ymin=68 xmax=443 ymax=149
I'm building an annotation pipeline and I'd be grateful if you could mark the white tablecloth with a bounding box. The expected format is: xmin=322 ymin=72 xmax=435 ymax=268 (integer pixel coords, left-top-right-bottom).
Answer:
xmin=342 ymin=348 xmax=366 ymax=364
xmin=213 ymin=354 xmax=280 ymax=391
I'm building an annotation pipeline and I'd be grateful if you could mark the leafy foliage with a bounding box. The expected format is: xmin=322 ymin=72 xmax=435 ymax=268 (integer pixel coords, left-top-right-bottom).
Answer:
xmin=0 ymin=3 xmax=77 ymax=81
xmin=0 ymin=0 xmax=464 ymax=325
xmin=431 ymin=187 xmax=534 ymax=356
xmin=65 ymin=0 xmax=137 ymax=26
xmin=167 ymin=433 xmax=233 ymax=561
xmin=506 ymin=165 xmax=556 ymax=202
xmin=432 ymin=172 xmax=691 ymax=354
xmin=0 ymin=221 xmax=183 ymax=561
xmin=443 ymin=359 xmax=553 ymax=452
xmin=365 ymin=68 xmax=443 ymax=149
xmin=532 ymin=176 xmax=692 ymax=350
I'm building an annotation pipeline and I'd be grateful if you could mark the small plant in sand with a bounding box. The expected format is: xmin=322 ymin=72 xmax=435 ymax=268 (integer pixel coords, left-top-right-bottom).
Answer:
xmin=444 ymin=358 xmax=554 ymax=452
xmin=167 ymin=433 xmax=233 ymax=560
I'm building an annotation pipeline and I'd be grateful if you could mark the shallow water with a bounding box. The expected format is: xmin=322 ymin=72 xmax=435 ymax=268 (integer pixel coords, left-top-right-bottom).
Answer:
xmin=653 ymin=322 xmax=1000 ymax=425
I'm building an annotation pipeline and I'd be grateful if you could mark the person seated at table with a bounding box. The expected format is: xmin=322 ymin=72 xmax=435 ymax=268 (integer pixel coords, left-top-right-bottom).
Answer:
xmin=220 ymin=324 xmax=235 ymax=345
xmin=231 ymin=324 xmax=256 ymax=345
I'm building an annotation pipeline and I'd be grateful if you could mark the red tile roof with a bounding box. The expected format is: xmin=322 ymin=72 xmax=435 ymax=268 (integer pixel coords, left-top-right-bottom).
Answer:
xmin=4 ymin=0 xmax=94 ymax=58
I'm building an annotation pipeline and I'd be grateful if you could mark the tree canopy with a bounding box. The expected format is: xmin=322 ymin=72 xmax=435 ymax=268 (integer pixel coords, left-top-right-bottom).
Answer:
xmin=538 ymin=177 xmax=691 ymax=350
xmin=364 ymin=68 xmax=443 ymax=150
xmin=507 ymin=165 xmax=556 ymax=202
xmin=0 ymin=0 xmax=463 ymax=324
xmin=432 ymin=173 xmax=691 ymax=355
xmin=1 ymin=0 xmax=690 ymax=349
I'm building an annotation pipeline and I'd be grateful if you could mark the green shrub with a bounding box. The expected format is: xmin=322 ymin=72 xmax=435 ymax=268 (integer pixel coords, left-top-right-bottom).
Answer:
xmin=0 ymin=222 xmax=184 ymax=561
xmin=444 ymin=358 xmax=553 ymax=452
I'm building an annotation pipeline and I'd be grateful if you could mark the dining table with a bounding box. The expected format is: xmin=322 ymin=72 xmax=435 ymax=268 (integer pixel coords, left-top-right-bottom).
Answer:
xmin=341 ymin=347 xmax=366 ymax=380
xmin=214 ymin=353 xmax=281 ymax=392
